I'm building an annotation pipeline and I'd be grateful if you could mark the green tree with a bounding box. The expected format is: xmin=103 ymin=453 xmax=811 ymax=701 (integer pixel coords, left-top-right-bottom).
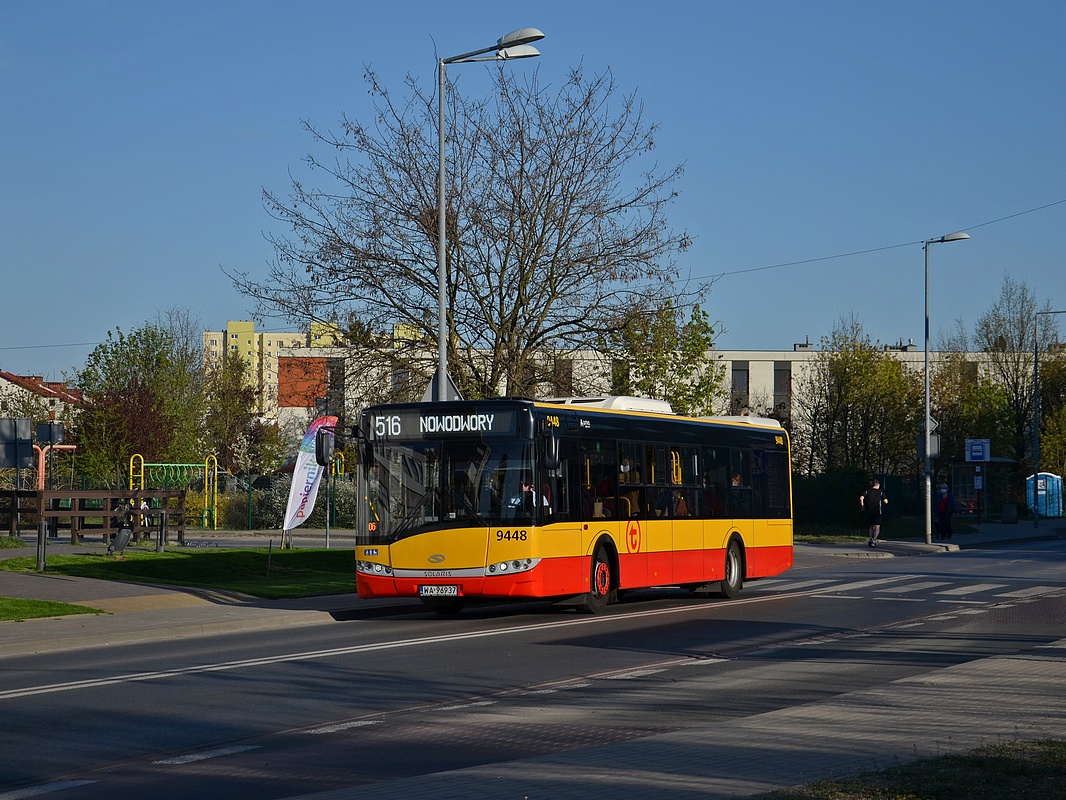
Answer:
xmin=74 ymin=324 xmax=204 ymax=485
xmin=610 ymin=301 xmax=725 ymax=416
xmin=203 ymin=352 xmax=287 ymax=474
xmin=229 ymin=66 xmax=695 ymax=399
xmin=154 ymin=306 xmax=206 ymax=459
xmin=1036 ymin=340 xmax=1066 ymax=478
xmin=791 ymin=317 xmax=920 ymax=477
xmin=971 ymin=276 xmax=1064 ymax=496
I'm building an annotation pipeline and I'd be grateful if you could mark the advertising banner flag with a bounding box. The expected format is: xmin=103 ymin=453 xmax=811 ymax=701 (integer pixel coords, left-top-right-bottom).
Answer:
xmin=283 ymin=415 xmax=338 ymax=531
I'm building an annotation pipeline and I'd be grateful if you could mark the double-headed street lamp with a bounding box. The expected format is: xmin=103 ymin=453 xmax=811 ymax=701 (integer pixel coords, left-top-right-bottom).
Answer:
xmin=1032 ymin=308 xmax=1066 ymax=527
xmin=434 ymin=28 xmax=544 ymax=401
xmin=923 ymin=231 xmax=970 ymax=545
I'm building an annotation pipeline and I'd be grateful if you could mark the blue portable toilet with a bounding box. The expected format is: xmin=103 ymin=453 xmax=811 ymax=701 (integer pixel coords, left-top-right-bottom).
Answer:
xmin=1027 ymin=472 xmax=1063 ymax=518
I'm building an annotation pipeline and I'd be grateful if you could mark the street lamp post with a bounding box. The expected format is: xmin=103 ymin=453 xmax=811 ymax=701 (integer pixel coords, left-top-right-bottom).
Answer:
xmin=1032 ymin=309 xmax=1066 ymax=528
xmin=435 ymin=27 xmax=544 ymax=402
xmin=923 ymin=231 xmax=969 ymax=545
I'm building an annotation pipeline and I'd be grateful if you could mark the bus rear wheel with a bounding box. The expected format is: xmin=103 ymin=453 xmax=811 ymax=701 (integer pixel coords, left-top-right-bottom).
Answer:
xmin=577 ymin=543 xmax=614 ymax=614
xmin=718 ymin=539 xmax=744 ymax=599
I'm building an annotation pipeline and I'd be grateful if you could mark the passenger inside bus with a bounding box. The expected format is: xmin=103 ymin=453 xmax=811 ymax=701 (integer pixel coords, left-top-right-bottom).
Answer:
xmin=508 ymin=479 xmax=549 ymax=512
xmin=619 ymin=456 xmax=641 ymax=517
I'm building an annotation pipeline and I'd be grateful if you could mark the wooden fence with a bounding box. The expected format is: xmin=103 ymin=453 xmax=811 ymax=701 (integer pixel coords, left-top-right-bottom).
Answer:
xmin=2 ymin=489 xmax=187 ymax=545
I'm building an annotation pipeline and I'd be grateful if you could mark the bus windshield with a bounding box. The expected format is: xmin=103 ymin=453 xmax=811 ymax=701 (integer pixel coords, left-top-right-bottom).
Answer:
xmin=365 ymin=439 xmax=538 ymax=541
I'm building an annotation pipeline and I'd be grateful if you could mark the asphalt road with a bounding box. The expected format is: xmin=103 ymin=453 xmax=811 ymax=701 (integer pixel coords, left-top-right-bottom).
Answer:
xmin=1 ymin=538 xmax=1065 ymax=799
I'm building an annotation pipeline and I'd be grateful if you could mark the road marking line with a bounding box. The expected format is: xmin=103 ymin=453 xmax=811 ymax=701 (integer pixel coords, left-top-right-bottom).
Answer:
xmin=871 ymin=597 xmax=925 ymax=602
xmin=997 ymin=586 xmax=1062 ymax=598
xmin=606 ymin=668 xmax=667 ymax=680
xmin=0 ymin=781 xmax=95 ymax=799
xmin=302 ymin=720 xmax=382 ymax=734
xmin=873 ymin=581 xmax=951 ymax=593
xmin=935 ymin=583 xmax=1008 ymax=595
xmin=814 ymin=575 xmax=915 ymax=593
xmin=763 ymin=579 xmax=838 ymax=590
xmin=521 ymin=681 xmax=595 ymax=695
xmin=437 ymin=700 xmax=496 ymax=711
xmin=153 ymin=745 xmax=260 ymax=765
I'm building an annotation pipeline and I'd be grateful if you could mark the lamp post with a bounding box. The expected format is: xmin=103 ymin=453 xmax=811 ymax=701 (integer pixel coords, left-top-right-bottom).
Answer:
xmin=1032 ymin=309 xmax=1066 ymax=527
xmin=435 ymin=28 xmax=544 ymax=401
xmin=923 ymin=231 xmax=969 ymax=545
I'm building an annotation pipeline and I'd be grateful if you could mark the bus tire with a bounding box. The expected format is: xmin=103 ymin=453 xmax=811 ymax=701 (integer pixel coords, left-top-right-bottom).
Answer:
xmin=422 ymin=597 xmax=466 ymax=616
xmin=577 ymin=541 xmax=615 ymax=614
xmin=718 ymin=539 xmax=744 ymax=599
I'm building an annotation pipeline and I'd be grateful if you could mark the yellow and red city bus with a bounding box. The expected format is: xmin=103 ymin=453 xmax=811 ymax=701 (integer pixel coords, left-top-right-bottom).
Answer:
xmin=355 ymin=396 xmax=792 ymax=614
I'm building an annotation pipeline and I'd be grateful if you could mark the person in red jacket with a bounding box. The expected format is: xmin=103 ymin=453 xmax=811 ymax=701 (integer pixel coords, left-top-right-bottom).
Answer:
xmin=936 ymin=484 xmax=958 ymax=539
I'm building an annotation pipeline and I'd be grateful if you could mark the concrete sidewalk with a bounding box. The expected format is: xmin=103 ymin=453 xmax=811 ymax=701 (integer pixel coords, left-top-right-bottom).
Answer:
xmin=0 ymin=530 xmax=412 ymax=658
xmin=1 ymin=522 xmax=1064 ymax=798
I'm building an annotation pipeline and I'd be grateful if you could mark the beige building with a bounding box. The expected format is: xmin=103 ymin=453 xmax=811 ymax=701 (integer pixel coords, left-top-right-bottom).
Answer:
xmin=711 ymin=339 xmax=925 ymax=423
xmin=203 ymin=321 xmax=309 ymax=417
xmin=255 ymin=326 xmax=975 ymax=434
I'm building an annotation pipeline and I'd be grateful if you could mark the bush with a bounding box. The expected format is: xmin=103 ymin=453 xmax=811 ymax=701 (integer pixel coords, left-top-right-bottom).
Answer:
xmin=212 ymin=474 xmax=360 ymax=531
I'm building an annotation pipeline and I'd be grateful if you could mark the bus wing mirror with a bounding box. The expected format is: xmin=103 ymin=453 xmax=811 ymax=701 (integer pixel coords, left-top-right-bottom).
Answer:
xmin=315 ymin=428 xmax=335 ymax=467
xmin=543 ymin=434 xmax=560 ymax=471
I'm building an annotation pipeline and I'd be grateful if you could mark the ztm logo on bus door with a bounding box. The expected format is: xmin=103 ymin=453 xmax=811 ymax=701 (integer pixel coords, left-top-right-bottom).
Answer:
xmin=626 ymin=520 xmax=642 ymax=553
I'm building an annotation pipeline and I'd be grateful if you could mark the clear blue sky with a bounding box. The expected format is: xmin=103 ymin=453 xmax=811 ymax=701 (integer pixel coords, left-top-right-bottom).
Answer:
xmin=2 ymin=1 xmax=1064 ymax=379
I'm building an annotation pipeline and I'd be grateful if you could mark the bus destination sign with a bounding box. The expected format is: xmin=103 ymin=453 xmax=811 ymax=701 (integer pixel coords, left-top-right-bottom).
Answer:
xmin=369 ymin=409 xmax=518 ymax=440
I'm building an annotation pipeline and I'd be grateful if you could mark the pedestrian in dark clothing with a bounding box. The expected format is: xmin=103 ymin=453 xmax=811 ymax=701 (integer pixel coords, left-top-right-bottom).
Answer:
xmin=860 ymin=479 xmax=889 ymax=548
xmin=936 ymin=484 xmax=958 ymax=539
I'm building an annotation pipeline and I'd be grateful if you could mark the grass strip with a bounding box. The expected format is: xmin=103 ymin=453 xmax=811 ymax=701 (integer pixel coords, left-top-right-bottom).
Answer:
xmin=0 ymin=547 xmax=356 ymax=599
xmin=756 ymin=739 xmax=1066 ymax=799
xmin=0 ymin=596 xmax=103 ymax=622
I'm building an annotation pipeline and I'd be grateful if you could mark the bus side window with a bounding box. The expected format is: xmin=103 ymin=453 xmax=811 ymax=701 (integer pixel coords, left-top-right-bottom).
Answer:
xmin=582 ymin=440 xmax=617 ymax=519
xmin=701 ymin=447 xmax=729 ymax=518
xmin=730 ymin=449 xmax=753 ymax=518
xmin=750 ymin=449 xmax=768 ymax=518
xmin=543 ymin=439 xmax=576 ymax=522
xmin=764 ymin=449 xmax=792 ymax=518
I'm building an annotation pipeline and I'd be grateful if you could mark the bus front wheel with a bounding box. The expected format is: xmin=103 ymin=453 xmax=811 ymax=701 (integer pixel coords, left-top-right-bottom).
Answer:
xmin=718 ymin=540 xmax=744 ymax=599
xmin=577 ymin=543 xmax=615 ymax=614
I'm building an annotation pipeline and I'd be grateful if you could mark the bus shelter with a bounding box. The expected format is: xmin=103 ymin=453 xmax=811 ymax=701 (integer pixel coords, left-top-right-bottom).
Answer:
xmin=950 ymin=457 xmax=1015 ymax=523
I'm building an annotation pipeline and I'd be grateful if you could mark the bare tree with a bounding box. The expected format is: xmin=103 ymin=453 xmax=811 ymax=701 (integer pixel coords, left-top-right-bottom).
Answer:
xmin=228 ymin=66 xmax=695 ymax=400
xmin=972 ymin=275 xmax=1061 ymax=469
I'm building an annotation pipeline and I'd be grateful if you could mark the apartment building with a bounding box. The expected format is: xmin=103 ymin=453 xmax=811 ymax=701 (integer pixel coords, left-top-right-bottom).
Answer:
xmin=202 ymin=321 xmax=309 ymax=417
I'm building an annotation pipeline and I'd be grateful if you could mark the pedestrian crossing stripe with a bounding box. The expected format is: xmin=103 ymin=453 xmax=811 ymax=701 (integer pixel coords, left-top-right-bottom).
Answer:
xmin=763 ymin=577 xmax=1063 ymax=600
